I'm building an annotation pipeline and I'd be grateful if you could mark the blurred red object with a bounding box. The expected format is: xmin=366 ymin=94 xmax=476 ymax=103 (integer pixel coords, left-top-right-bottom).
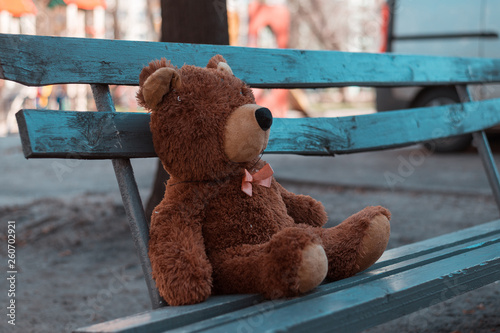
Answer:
xmin=248 ymin=1 xmax=291 ymax=117
xmin=64 ymin=0 xmax=106 ymax=10
xmin=0 ymin=0 xmax=37 ymax=17
xmin=379 ymin=2 xmax=390 ymax=52
xmin=253 ymin=89 xmax=289 ymax=118
xmin=248 ymin=1 xmax=290 ymax=48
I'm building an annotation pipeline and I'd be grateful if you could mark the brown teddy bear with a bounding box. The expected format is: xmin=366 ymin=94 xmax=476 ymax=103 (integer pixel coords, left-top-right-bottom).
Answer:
xmin=137 ymin=55 xmax=391 ymax=306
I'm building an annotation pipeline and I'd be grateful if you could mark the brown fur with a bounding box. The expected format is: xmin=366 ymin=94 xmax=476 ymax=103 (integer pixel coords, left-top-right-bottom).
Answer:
xmin=138 ymin=56 xmax=391 ymax=305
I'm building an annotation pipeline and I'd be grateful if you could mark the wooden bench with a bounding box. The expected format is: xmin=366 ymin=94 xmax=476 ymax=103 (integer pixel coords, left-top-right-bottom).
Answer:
xmin=2 ymin=33 xmax=500 ymax=332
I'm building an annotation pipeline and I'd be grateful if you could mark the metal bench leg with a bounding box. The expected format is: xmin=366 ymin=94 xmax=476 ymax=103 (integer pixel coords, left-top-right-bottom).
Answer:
xmin=91 ymin=84 xmax=165 ymax=308
xmin=456 ymin=85 xmax=500 ymax=213
xmin=472 ymin=131 xmax=500 ymax=212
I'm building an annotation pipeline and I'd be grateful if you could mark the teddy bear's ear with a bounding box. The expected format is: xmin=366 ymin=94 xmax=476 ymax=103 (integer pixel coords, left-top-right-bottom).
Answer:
xmin=217 ymin=62 xmax=233 ymax=76
xmin=141 ymin=67 xmax=182 ymax=109
xmin=207 ymin=54 xmax=233 ymax=75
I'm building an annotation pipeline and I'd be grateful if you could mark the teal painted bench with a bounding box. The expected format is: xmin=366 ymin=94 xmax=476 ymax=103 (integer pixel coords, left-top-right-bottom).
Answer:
xmin=2 ymin=33 xmax=500 ymax=332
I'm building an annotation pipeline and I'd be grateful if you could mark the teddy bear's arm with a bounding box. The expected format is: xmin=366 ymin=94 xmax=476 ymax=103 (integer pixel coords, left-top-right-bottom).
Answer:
xmin=149 ymin=208 xmax=213 ymax=306
xmin=276 ymin=182 xmax=328 ymax=227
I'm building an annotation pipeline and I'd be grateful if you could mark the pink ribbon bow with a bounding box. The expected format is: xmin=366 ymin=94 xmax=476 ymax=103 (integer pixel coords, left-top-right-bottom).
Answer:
xmin=241 ymin=163 xmax=274 ymax=196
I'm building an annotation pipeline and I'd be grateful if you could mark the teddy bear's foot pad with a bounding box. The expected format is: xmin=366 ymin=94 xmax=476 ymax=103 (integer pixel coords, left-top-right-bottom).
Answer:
xmin=356 ymin=214 xmax=391 ymax=272
xmin=297 ymin=244 xmax=328 ymax=293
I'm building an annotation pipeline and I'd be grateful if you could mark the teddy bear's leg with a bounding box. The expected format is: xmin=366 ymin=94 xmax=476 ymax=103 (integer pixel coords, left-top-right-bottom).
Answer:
xmin=210 ymin=227 xmax=328 ymax=299
xmin=149 ymin=212 xmax=213 ymax=306
xmin=277 ymin=182 xmax=329 ymax=227
xmin=318 ymin=206 xmax=391 ymax=281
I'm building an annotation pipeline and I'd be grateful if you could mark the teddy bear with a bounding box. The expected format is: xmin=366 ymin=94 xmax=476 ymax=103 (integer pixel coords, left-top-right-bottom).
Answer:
xmin=136 ymin=55 xmax=391 ymax=306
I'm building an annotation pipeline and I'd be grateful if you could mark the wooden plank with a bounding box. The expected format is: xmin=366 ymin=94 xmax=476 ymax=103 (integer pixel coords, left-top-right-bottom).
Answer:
xmin=16 ymin=97 xmax=500 ymax=159
xmin=3 ymin=33 xmax=500 ymax=87
xmin=314 ymin=231 xmax=500 ymax=297
xmin=15 ymin=108 xmax=34 ymax=158
xmin=168 ymin=241 xmax=500 ymax=333
xmin=374 ymin=219 xmax=500 ymax=268
xmin=15 ymin=109 xmax=154 ymax=159
xmin=269 ymin=98 xmax=500 ymax=154
xmin=75 ymin=220 xmax=500 ymax=333
xmin=305 ymin=220 xmax=500 ymax=298
xmin=75 ymin=294 xmax=263 ymax=333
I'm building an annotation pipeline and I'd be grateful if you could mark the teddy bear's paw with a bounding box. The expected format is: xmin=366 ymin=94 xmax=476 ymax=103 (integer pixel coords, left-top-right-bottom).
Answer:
xmin=262 ymin=228 xmax=326 ymax=298
xmin=355 ymin=213 xmax=391 ymax=273
xmin=322 ymin=207 xmax=390 ymax=281
xmin=161 ymin=278 xmax=212 ymax=306
xmin=297 ymin=243 xmax=328 ymax=293
xmin=153 ymin=252 xmax=213 ymax=306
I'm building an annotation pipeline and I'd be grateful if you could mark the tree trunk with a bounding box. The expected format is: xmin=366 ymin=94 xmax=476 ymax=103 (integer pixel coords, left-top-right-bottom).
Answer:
xmin=161 ymin=0 xmax=229 ymax=44
xmin=145 ymin=0 xmax=229 ymax=222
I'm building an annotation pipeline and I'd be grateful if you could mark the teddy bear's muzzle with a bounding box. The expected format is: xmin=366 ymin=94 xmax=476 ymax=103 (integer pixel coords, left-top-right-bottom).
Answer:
xmin=224 ymin=104 xmax=273 ymax=163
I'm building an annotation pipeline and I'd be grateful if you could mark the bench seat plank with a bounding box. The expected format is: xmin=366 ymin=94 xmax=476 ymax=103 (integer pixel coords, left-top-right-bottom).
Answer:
xmin=3 ymin=34 xmax=500 ymax=88
xmin=374 ymin=218 xmax=500 ymax=267
xmin=155 ymin=233 xmax=500 ymax=333
xmin=76 ymin=220 xmax=500 ymax=333
xmin=153 ymin=231 xmax=500 ymax=333
xmin=197 ymin=244 xmax=499 ymax=333
xmin=16 ymin=98 xmax=500 ymax=159
xmin=74 ymin=294 xmax=263 ymax=333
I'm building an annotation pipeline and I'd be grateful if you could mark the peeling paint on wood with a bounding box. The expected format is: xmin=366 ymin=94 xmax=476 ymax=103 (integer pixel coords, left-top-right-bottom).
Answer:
xmin=16 ymin=97 xmax=500 ymax=159
xmin=16 ymin=110 xmax=153 ymax=159
xmin=3 ymin=34 xmax=500 ymax=87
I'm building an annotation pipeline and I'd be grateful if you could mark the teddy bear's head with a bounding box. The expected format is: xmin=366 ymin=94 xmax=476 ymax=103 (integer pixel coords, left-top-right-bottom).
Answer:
xmin=137 ymin=55 xmax=273 ymax=181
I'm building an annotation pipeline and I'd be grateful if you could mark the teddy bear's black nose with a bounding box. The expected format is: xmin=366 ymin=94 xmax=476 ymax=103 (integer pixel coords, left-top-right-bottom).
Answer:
xmin=255 ymin=107 xmax=273 ymax=131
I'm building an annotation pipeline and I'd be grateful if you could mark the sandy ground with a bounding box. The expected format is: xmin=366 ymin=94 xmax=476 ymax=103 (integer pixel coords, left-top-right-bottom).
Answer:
xmin=0 ymin=135 xmax=499 ymax=332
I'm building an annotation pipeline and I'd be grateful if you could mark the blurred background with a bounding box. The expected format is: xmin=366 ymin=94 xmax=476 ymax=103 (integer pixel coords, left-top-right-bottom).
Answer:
xmin=0 ymin=0 xmax=386 ymax=138
xmin=1 ymin=1 xmax=500 ymax=332
xmin=4 ymin=0 xmax=500 ymax=150
xmin=4 ymin=0 xmax=500 ymax=153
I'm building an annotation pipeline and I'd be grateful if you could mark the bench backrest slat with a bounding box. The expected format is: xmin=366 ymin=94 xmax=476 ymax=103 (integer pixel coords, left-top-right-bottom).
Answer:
xmin=16 ymin=110 xmax=153 ymax=159
xmin=3 ymin=34 xmax=500 ymax=88
xmin=16 ymin=97 xmax=500 ymax=159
